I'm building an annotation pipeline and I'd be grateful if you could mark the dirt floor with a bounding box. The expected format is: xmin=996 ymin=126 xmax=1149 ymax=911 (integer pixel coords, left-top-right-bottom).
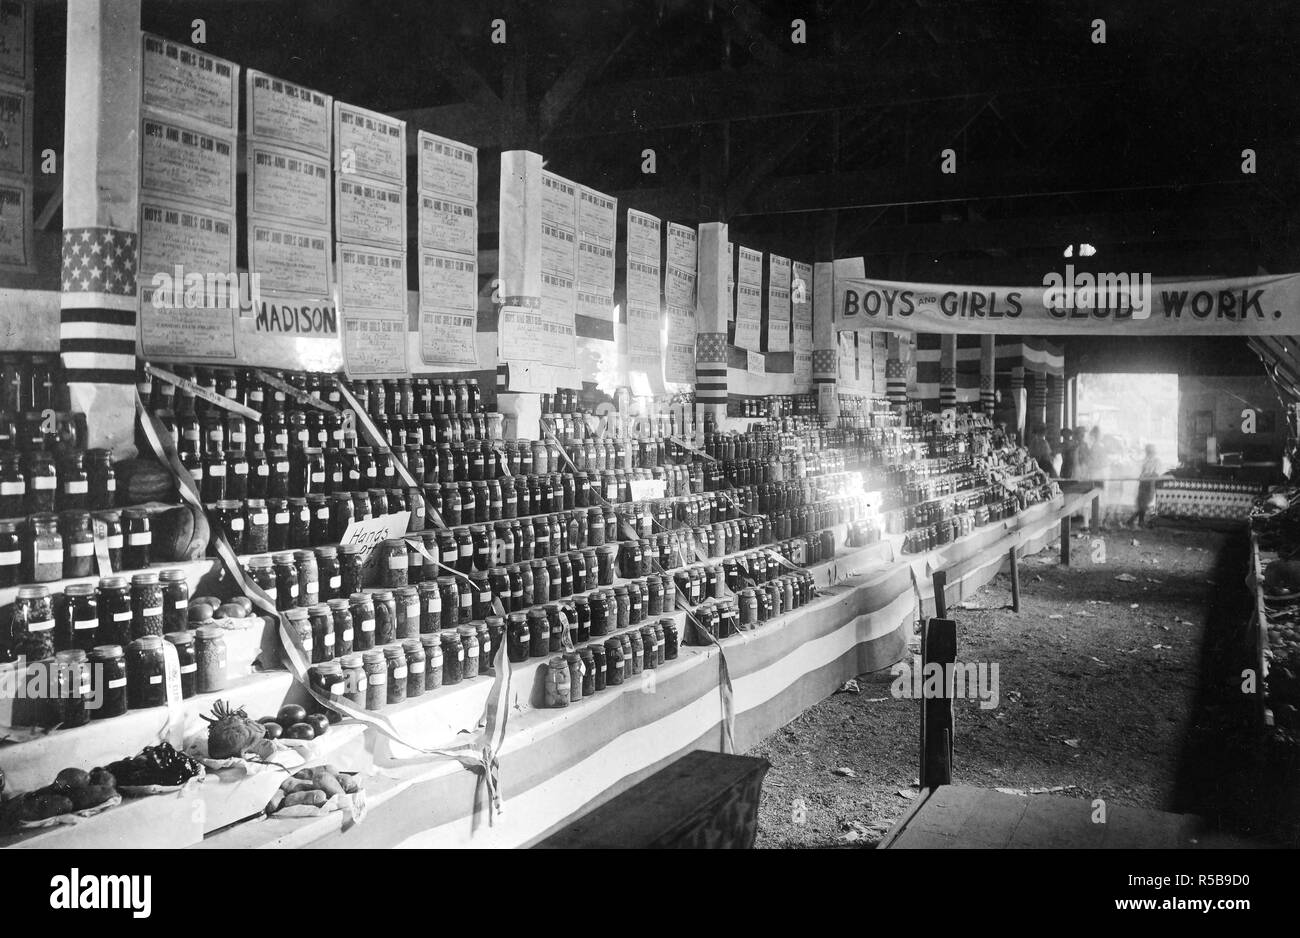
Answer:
xmin=751 ymin=522 xmax=1300 ymax=848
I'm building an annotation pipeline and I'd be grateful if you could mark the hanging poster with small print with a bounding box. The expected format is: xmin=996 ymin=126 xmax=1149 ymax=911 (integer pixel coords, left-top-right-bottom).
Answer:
xmin=247 ymin=142 xmax=331 ymax=228
xmin=0 ymin=88 xmax=30 ymax=176
xmin=0 ymin=180 xmax=31 ymax=271
xmin=334 ymin=102 xmax=406 ymax=184
xmin=141 ymin=117 xmax=235 ymax=210
xmin=420 ymin=307 xmax=478 ymax=367
xmin=247 ymin=219 xmax=331 ymax=299
xmin=335 ymin=175 xmax=405 ymax=250
xmin=417 ymin=131 xmax=477 ymax=204
xmin=246 ymin=69 xmax=331 ymax=156
xmin=343 ymin=313 xmax=408 ymax=379
xmin=142 ymin=34 xmax=238 ymax=131
xmin=419 ymin=250 xmax=477 ymax=312
xmin=338 ymin=246 xmax=406 ymax=314
xmin=417 ymin=193 xmax=476 ymax=256
xmin=0 ymin=1 xmax=32 ymax=87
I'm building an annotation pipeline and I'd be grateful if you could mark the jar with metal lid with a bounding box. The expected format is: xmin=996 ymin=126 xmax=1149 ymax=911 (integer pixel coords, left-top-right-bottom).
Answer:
xmin=287 ymin=497 xmax=311 ymax=549
xmin=506 ymin=611 xmax=530 ymax=662
xmin=525 ymin=607 xmax=548 ymax=658
xmin=309 ymin=660 xmax=345 ymax=711
xmin=628 ymin=579 xmax=644 ymax=625
xmin=420 ymin=634 xmax=443 ymax=690
xmin=580 ymin=547 xmax=598 ymax=591
xmin=193 ymin=626 xmax=227 ymax=694
xmin=416 ymin=580 xmax=442 ymax=633
xmin=55 ymin=510 xmax=94 ymax=579
xmin=626 ymin=629 xmax=644 ymax=676
xmin=473 ymin=620 xmax=492 ymax=674
xmin=400 ymin=637 xmax=426 ymax=699
xmin=338 ymin=542 xmax=364 ymax=597
xmin=588 ymin=589 xmax=611 ymax=637
xmin=24 ymin=451 xmax=57 ymax=513
xmin=54 ymin=581 xmax=97 ymax=653
xmin=572 ymin=594 xmax=591 ymax=643
xmin=51 ymin=649 xmax=92 ymax=728
xmin=349 ymin=592 xmax=377 ymax=651
xmin=439 ymin=630 xmax=464 ymax=685
xmin=292 ymin=549 xmax=318 ymax=608
xmin=157 ymin=568 xmax=190 ymax=634
xmin=662 ymin=618 xmax=679 ymax=659
xmin=485 ymin=616 xmax=505 ymax=667
xmin=327 ymin=597 xmax=353 ymax=656
xmin=0 ymin=451 xmax=26 ymax=516
xmin=11 ymin=584 xmax=55 ymax=659
xmin=0 ymin=519 xmax=17 ymax=589
xmin=588 ymin=641 xmax=607 ymax=692
xmin=577 ymin=646 xmax=596 ymax=696
xmin=121 ymin=508 xmax=152 ymax=570
xmin=377 ymin=537 xmax=408 ymax=588
xmin=453 ymin=526 xmax=474 ymax=577
xmin=370 ymin=589 xmax=397 ymax=645
xmin=267 ymin=496 xmax=291 ymax=551
xmin=88 ymin=644 xmax=127 ymax=719
xmin=530 ymin=557 xmax=550 ymax=604
xmin=393 ymin=585 xmax=420 ymax=640
xmin=612 ymin=585 xmax=630 ymax=631
xmin=164 ymin=631 xmax=197 ymax=698
xmin=595 ymin=543 xmax=618 ymax=586
xmin=382 ymin=644 xmax=408 ymax=705
xmin=639 ymin=625 xmax=657 ymax=671
xmin=307 ymin=603 xmax=335 ymax=664
xmin=545 ymin=656 xmax=570 ymax=707
xmin=26 ymin=512 xmax=62 ymax=583
xmin=362 ymin=649 xmax=388 ymax=710
xmin=340 ymin=652 xmax=366 ymax=707
xmin=125 ymin=635 xmax=168 ymax=709
xmin=603 ymin=637 xmax=624 ymax=686
xmin=129 ymin=571 xmax=164 ymax=639
xmin=313 ymin=544 xmax=340 ymax=601
xmin=271 ymin=551 xmax=298 ymax=610
xmin=58 ymin=451 xmax=89 ymax=512
xmin=652 ymin=620 xmax=666 ymax=665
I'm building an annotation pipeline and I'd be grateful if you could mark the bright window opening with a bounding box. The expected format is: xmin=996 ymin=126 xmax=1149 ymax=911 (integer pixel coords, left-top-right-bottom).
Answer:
xmin=1076 ymin=373 xmax=1179 ymax=478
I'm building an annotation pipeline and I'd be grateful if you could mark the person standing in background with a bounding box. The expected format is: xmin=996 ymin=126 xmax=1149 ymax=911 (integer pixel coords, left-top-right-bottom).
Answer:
xmin=1028 ymin=425 xmax=1055 ymax=476
xmin=1127 ymin=444 xmax=1161 ymax=528
xmin=1058 ymin=428 xmax=1077 ymax=479
xmin=1074 ymin=427 xmax=1093 ymax=480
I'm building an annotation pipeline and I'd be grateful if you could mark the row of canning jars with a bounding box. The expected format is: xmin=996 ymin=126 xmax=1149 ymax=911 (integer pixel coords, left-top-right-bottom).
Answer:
xmin=1 ymin=508 xmax=153 ymax=586
xmin=0 ymin=449 xmax=117 ymax=517
xmin=210 ymin=487 xmax=426 ymax=554
xmin=4 ymin=567 xmax=198 ymax=660
xmin=348 ymin=376 xmax=484 ymax=418
xmin=700 ymin=427 xmax=828 ymax=463
xmin=179 ymin=444 xmax=402 ymax=502
xmin=685 ymin=572 xmax=817 ymax=643
xmin=141 ymin=367 xmax=341 ymax=417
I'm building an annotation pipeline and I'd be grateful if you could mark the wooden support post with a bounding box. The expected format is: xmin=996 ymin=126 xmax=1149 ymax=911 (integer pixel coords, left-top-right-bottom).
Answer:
xmin=1091 ymin=492 xmax=1102 ymax=531
xmin=920 ymin=615 xmax=956 ymax=789
xmin=932 ymin=569 xmax=947 ymax=619
xmin=1008 ymin=545 xmax=1021 ymax=612
xmin=1060 ymin=517 xmax=1071 ymax=565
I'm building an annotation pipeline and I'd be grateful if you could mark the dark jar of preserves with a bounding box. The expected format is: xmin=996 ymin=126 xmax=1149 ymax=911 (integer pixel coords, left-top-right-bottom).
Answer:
xmin=88 ymin=644 xmax=128 ymax=719
xmin=158 ymin=568 xmax=190 ymax=633
xmin=125 ymin=635 xmax=168 ymax=709
xmin=121 ymin=508 xmax=152 ymax=570
xmin=11 ymin=584 xmax=55 ymax=659
xmin=130 ymin=572 xmax=165 ymax=639
xmin=440 ymin=630 xmax=464 ymax=686
xmin=194 ymin=626 xmax=228 ymax=694
xmin=165 ymin=631 xmax=197 ymax=699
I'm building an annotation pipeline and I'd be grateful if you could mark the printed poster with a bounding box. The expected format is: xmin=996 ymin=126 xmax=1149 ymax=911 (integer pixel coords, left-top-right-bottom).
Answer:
xmin=343 ymin=313 xmax=408 ymax=379
xmin=246 ymin=69 xmax=331 ymax=156
xmin=576 ymin=185 xmax=616 ymax=323
xmin=142 ymin=35 xmax=238 ymax=131
xmin=767 ymin=254 xmax=791 ymax=352
xmin=793 ymin=260 xmax=813 ymax=351
xmin=247 ymin=219 xmax=331 ymax=298
xmin=417 ymin=193 xmax=476 ymax=255
xmin=247 ymin=142 xmax=330 ymax=227
xmin=735 ymin=283 xmax=762 ymax=350
xmin=0 ymin=178 xmax=29 ymax=270
xmin=417 ymin=131 xmax=477 ymax=203
xmin=335 ymin=176 xmax=405 ymax=250
xmin=141 ymin=117 xmax=235 ymax=210
xmin=338 ymin=246 xmax=406 ymax=314
xmin=0 ymin=88 xmax=30 ymax=176
xmin=0 ymin=0 xmax=32 ymax=86
xmin=334 ymin=102 xmax=406 ymax=183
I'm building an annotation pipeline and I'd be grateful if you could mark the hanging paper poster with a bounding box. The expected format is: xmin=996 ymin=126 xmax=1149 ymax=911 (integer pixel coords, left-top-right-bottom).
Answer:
xmin=735 ymin=283 xmax=762 ymax=350
xmin=247 ymin=142 xmax=331 ymax=228
xmin=419 ymin=307 xmax=478 ymax=367
xmin=335 ymin=176 xmax=405 ymax=250
xmin=500 ymin=299 xmax=575 ymax=366
xmin=768 ymin=254 xmax=791 ymax=352
xmin=576 ymin=185 xmax=616 ymax=324
xmin=747 ymin=350 xmax=765 ymax=375
xmin=793 ymin=350 xmax=812 ymax=387
xmin=0 ymin=89 xmax=30 ymax=176
xmin=541 ymin=172 xmax=577 ymax=281
xmin=666 ymin=341 xmax=695 ymax=385
xmin=418 ymin=250 xmax=476 ymax=312
xmin=793 ymin=260 xmax=813 ymax=351
xmin=142 ymin=35 xmax=237 ymax=131
xmin=0 ymin=1 xmax=31 ymax=86
xmin=417 ymin=131 xmax=477 ymax=203
xmin=417 ymin=193 xmax=476 ymax=255
xmin=339 ymin=246 xmax=406 ymax=314
xmin=246 ymin=69 xmax=331 ymax=156
xmin=141 ymin=117 xmax=235 ymax=210
xmin=334 ymin=102 xmax=406 ymax=184
xmin=343 ymin=313 xmax=408 ymax=378
xmin=737 ymin=246 xmax=762 ymax=287
xmin=247 ymin=219 xmax=330 ymax=298
xmin=0 ymin=178 xmax=28 ymax=270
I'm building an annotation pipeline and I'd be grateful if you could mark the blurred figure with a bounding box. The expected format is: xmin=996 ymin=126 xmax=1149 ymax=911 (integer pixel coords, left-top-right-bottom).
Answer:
xmin=1127 ymin=444 xmax=1161 ymax=528
xmin=1074 ymin=427 xmax=1093 ymax=480
xmin=1028 ymin=425 xmax=1055 ymax=476
xmin=1057 ymin=428 xmax=1077 ymax=479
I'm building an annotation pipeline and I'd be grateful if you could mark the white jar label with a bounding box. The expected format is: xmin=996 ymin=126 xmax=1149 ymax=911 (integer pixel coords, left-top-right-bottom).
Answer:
xmin=34 ymin=476 xmax=57 ymax=490
xmin=276 ymin=461 xmax=290 ymax=474
xmin=113 ymin=611 xmax=131 ymax=622
xmin=388 ymin=556 xmax=406 ymax=569
xmin=143 ymin=606 xmax=162 ymax=617
xmin=129 ymin=532 xmax=152 ymax=546
xmin=330 ymin=575 xmax=341 ymax=589
xmin=209 ymin=464 xmax=225 ymax=477
xmin=180 ymin=663 xmax=197 ymax=674
xmin=311 ymin=472 xmax=325 ymax=484
xmin=235 ymin=463 xmax=249 ymax=475
xmin=71 ymin=542 xmax=94 ymax=557
xmin=174 ymin=599 xmax=188 ymax=609
xmin=0 ymin=550 xmax=17 ymax=565
xmin=392 ymin=666 xmax=407 ymax=679
xmin=36 ymin=548 xmax=63 ymax=564
xmin=230 ymin=518 xmax=245 ymax=531
xmin=330 ymin=681 xmax=344 ymax=696
xmin=343 ymin=628 xmax=354 ymax=641
xmin=426 ymin=598 xmax=440 ymax=613
xmin=28 ymin=618 xmax=54 ymax=631
xmin=74 ymin=617 xmax=97 ymax=629
xmin=253 ymin=513 xmax=268 ymax=526
xmin=108 ymin=677 xmax=127 ymax=689
xmin=257 ymin=464 xmax=270 ymax=476
xmin=361 ymin=620 xmax=374 ymax=632
xmin=149 ymin=674 xmax=162 ymax=684
xmin=107 ymin=535 xmax=123 ymax=550
xmin=275 ymin=512 xmax=290 ymax=525
xmin=65 ymin=480 xmax=89 ymax=494
xmin=0 ymin=480 xmax=24 ymax=495
xmin=411 ymin=661 xmax=425 ymax=674
xmin=106 ymin=479 xmax=117 ymax=491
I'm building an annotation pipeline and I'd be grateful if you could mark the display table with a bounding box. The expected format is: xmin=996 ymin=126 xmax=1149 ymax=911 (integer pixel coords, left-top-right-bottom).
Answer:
xmin=193 ymin=487 xmax=1097 ymax=850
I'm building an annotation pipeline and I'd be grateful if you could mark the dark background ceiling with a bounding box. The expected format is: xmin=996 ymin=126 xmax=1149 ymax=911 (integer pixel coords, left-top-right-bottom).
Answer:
xmin=27 ymin=0 xmax=1300 ymax=374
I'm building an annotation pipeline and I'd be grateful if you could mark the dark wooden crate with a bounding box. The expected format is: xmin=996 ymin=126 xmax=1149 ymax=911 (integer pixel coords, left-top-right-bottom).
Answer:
xmin=534 ymin=750 xmax=770 ymax=849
